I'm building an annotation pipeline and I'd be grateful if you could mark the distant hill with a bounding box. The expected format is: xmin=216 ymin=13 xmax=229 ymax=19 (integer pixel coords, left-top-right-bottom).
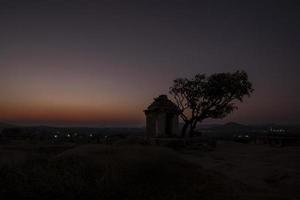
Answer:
xmin=221 ymin=122 xmax=249 ymax=129
xmin=197 ymin=122 xmax=300 ymax=135
xmin=0 ymin=122 xmax=16 ymax=128
xmin=198 ymin=122 xmax=248 ymax=131
xmin=197 ymin=123 xmax=223 ymax=129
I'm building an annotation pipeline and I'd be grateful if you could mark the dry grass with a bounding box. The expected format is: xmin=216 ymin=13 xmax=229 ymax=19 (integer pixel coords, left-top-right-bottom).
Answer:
xmin=2 ymin=142 xmax=296 ymax=200
xmin=0 ymin=144 xmax=228 ymax=200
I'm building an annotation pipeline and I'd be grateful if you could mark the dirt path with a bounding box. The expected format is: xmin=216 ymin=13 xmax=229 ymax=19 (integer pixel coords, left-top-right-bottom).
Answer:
xmin=181 ymin=142 xmax=300 ymax=200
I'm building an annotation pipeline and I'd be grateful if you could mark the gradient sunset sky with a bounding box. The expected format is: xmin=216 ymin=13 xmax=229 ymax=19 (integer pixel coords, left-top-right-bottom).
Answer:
xmin=0 ymin=0 xmax=299 ymax=126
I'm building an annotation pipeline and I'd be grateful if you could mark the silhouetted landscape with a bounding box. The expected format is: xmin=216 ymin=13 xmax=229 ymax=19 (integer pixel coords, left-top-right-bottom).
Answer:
xmin=1 ymin=122 xmax=300 ymax=199
xmin=1 ymin=122 xmax=300 ymax=145
xmin=1 ymin=0 xmax=300 ymax=199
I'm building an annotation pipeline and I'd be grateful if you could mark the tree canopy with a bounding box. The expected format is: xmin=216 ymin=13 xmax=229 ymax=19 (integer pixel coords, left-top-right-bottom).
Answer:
xmin=169 ymin=70 xmax=254 ymax=137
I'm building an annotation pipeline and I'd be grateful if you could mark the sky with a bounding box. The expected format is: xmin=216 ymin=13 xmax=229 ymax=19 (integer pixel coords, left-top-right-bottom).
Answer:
xmin=0 ymin=0 xmax=299 ymax=126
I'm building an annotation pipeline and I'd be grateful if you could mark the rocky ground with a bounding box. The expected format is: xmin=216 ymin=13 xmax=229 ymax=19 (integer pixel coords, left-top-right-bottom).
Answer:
xmin=0 ymin=140 xmax=299 ymax=200
xmin=182 ymin=141 xmax=300 ymax=200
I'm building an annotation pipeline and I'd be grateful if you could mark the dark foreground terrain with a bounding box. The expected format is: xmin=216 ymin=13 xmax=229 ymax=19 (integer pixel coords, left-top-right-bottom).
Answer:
xmin=0 ymin=141 xmax=299 ymax=200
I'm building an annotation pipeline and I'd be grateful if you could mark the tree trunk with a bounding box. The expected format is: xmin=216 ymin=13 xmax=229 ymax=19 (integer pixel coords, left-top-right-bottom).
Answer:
xmin=181 ymin=122 xmax=190 ymax=138
xmin=188 ymin=120 xmax=201 ymax=137
xmin=188 ymin=120 xmax=195 ymax=137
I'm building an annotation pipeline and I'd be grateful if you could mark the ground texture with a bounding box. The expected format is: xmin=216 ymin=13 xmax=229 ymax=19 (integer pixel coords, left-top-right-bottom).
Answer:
xmin=0 ymin=141 xmax=299 ymax=200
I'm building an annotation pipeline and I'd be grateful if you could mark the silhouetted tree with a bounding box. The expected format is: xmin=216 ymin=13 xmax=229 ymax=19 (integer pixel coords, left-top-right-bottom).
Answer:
xmin=169 ymin=70 xmax=254 ymax=137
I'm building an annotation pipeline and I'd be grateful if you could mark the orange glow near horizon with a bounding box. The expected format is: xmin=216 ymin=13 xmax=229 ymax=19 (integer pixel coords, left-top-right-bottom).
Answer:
xmin=0 ymin=100 xmax=144 ymax=126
